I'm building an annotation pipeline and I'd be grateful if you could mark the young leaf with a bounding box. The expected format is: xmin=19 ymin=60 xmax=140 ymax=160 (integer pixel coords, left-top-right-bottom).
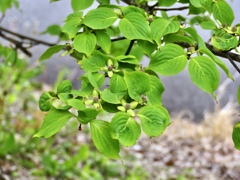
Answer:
xmin=90 ymin=120 xmax=120 ymax=159
xmin=83 ymin=7 xmax=118 ymax=29
xmin=150 ymin=18 xmax=180 ymax=45
xmin=115 ymin=55 xmax=139 ymax=65
xmin=34 ymin=108 xmax=73 ymax=138
xmin=119 ymin=12 xmax=151 ymax=41
xmin=145 ymin=75 xmax=165 ymax=105
xmin=67 ymin=99 xmax=86 ymax=111
xmin=73 ymin=33 xmax=96 ymax=56
xmin=110 ymin=112 xmax=141 ymax=146
xmin=57 ymin=80 xmax=72 ymax=94
xmin=39 ymin=92 xmax=53 ymax=111
xmin=137 ymin=105 xmax=170 ymax=137
xmin=77 ymin=108 xmax=99 ymax=124
xmin=39 ymin=45 xmax=65 ymax=61
xmin=188 ymin=56 xmax=220 ymax=97
xmin=96 ymin=30 xmax=111 ymax=54
xmin=211 ymin=33 xmax=238 ymax=51
xmin=212 ymin=0 xmax=234 ymax=26
xmin=124 ymin=71 xmax=150 ymax=101
xmin=110 ymin=74 xmax=128 ymax=93
xmin=71 ymin=0 xmax=94 ymax=12
xmin=232 ymin=121 xmax=240 ymax=150
xmin=101 ymin=89 xmax=125 ymax=104
xmin=149 ymin=43 xmax=187 ymax=76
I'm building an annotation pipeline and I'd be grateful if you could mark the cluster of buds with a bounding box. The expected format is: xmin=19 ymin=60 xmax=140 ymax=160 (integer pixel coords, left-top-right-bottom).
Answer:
xmin=117 ymin=99 xmax=138 ymax=116
xmin=84 ymin=89 xmax=101 ymax=109
xmin=101 ymin=59 xmax=120 ymax=77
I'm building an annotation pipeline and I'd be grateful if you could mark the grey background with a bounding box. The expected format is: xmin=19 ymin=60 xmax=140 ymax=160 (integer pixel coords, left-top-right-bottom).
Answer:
xmin=1 ymin=0 xmax=240 ymax=120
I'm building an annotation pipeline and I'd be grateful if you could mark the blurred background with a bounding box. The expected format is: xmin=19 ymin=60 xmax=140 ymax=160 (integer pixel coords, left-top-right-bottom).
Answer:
xmin=1 ymin=0 xmax=240 ymax=179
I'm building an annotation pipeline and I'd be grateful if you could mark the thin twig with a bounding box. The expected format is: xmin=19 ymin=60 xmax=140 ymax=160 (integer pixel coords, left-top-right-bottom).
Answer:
xmin=153 ymin=6 xmax=189 ymax=11
xmin=111 ymin=37 xmax=126 ymax=42
xmin=0 ymin=14 xmax=5 ymax=23
xmin=125 ymin=40 xmax=135 ymax=55
xmin=0 ymin=26 xmax=55 ymax=46
xmin=0 ymin=31 xmax=32 ymax=56
xmin=227 ymin=54 xmax=240 ymax=74
xmin=177 ymin=42 xmax=240 ymax=63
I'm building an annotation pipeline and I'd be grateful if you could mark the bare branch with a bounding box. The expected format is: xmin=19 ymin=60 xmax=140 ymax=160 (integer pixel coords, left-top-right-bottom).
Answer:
xmin=0 ymin=26 xmax=56 ymax=47
xmin=125 ymin=40 xmax=135 ymax=55
xmin=153 ymin=6 xmax=189 ymax=11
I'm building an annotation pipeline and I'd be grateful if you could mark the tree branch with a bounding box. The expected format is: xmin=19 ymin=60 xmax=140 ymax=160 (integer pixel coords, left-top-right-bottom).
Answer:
xmin=125 ymin=40 xmax=135 ymax=55
xmin=0 ymin=26 xmax=56 ymax=47
xmin=177 ymin=42 xmax=240 ymax=63
xmin=153 ymin=6 xmax=189 ymax=11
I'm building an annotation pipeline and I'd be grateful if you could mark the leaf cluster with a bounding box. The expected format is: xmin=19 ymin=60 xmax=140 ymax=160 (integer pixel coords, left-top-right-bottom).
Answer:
xmin=35 ymin=0 xmax=240 ymax=158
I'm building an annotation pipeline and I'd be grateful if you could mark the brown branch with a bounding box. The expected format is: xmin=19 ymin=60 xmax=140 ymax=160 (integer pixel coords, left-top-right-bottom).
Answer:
xmin=0 ymin=31 xmax=32 ymax=56
xmin=0 ymin=26 xmax=55 ymax=47
xmin=153 ymin=6 xmax=189 ymax=11
xmin=177 ymin=42 xmax=240 ymax=63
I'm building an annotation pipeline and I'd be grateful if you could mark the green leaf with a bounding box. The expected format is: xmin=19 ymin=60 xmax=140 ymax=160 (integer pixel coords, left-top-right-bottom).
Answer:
xmin=238 ymin=86 xmax=240 ymax=105
xmin=71 ymin=0 xmax=94 ymax=11
xmin=137 ymin=105 xmax=170 ymax=137
xmin=83 ymin=72 xmax=104 ymax=90
xmin=41 ymin=24 xmax=62 ymax=36
xmin=211 ymin=33 xmax=238 ymax=51
xmin=198 ymin=48 xmax=233 ymax=80
xmin=96 ymin=31 xmax=111 ymax=54
xmin=102 ymin=102 xmax=119 ymax=113
xmin=110 ymin=74 xmax=128 ymax=93
xmin=39 ymin=45 xmax=65 ymax=61
xmin=137 ymin=40 xmax=157 ymax=56
xmin=158 ymin=0 xmax=177 ymax=6
xmin=73 ymin=33 xmax=96 ymax=56
xmin=145 ymin=75 xmax=164 ymax=105
xmin=184 ymin=27 xmax=205 ymax=48
xmin=110 ymin=112 xmax=141 ymax=146
xmin=121 ymin=5 xmax=145 ymax=16
xmin=119 ymin=12 xmax=151 ymax=41
xmin=34 ymin=108 xmax=73 ymax=138
xmin=115 ymin=55 xmax=139 ymax=65
xmin=83 ymin=7 xmax=118 ymax=29
xmin=189 ymin=0 xmax=211 ymax=9
xmin=67 ymin=99 xmax=86 ymax=111
xmin=232 ymin=121 xmax=240 ymax=150
xmin=62 ymin=12 xmax=83 ymax=39
xmin=97 ymin=0 xmax=110 ymax=4
xmin=149 ymin=43 xmax=187 ymax=76
xmin=164 ymin=33 xmax=195 ymax=46
xmin=124 ymin=71 xmax=150 ymax=101
xmin=189 ymin=0 xmax=202 ymax=7
xmin=188 ymin=56 xmax=220 ymax=97
xmin=212 ymin=0 xmax=234 ymax=25
xmin=77 ymin=108 xmax=99 ymax=124
xmin=90 ymin=120 xmax=120 ymax=159
xmin=39 ymin=92 xmax=53 ymax=111
xmin=57 ymin=80 xmax=72 ymax=94
xmin=101 ymin=89 xmax=125 ymax=104
xmin=150 ymin=18 xmax=180 ymax=45
xmin=82 ymin=51 xmax=108 ymax=72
